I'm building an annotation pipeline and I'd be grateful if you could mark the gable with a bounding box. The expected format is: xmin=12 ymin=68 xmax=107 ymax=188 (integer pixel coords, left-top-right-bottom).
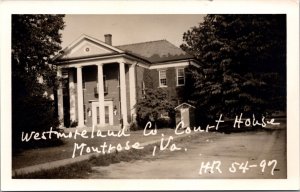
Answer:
xmin=56 ymin=35 xmax=123 ymax=61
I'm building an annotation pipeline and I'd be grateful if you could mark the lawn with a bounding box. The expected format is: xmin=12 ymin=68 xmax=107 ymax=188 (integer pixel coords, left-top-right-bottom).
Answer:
xmin=13 ymin=131 xmax=221 ymax=179
xmin=12 ymin=128 xmax=178 ymax=169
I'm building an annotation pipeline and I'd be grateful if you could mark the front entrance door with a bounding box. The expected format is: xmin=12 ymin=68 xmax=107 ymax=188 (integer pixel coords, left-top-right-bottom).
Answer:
xmin=92 ymin=101 xmax=113 ymax=126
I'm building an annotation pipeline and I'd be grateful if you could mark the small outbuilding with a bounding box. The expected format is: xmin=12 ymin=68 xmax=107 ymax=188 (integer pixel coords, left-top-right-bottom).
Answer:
xmin=174 ymin=103 xmax=196 ymax=128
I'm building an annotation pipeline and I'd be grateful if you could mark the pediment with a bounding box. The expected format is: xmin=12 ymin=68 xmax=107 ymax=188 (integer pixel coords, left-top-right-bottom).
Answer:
xmin=56 ymin=35 xmax=123 ymax=60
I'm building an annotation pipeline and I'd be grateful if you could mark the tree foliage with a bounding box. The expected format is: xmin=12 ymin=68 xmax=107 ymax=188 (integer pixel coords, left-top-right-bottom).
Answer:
xmin=181 ymin=14 xmax=286 ymax=118
xmin=135 ymin=88 xmax=176 ymax=128
xmin=12 ymin=14 xmax=65 ymax=152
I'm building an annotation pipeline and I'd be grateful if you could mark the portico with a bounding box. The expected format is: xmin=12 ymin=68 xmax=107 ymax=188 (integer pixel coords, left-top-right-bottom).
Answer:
xmin=56 ymin=58 xmax=138 ymax=128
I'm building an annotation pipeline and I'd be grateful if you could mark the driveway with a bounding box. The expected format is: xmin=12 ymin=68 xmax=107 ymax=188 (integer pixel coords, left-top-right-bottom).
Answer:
xmin=89 ymin=128 xmax=286 ymax=179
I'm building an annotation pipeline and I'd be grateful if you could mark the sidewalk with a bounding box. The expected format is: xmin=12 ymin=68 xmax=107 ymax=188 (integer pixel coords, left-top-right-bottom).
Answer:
xmin=12 ymin=128 xmax=193 ymax=176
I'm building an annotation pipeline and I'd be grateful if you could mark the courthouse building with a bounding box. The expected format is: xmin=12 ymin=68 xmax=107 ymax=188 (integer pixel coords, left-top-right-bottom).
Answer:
xmin=53 ymin=34 xmax=200 ymax=129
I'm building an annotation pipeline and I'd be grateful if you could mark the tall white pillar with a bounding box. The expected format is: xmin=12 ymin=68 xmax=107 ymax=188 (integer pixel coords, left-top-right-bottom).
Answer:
xmin=97 ymin=63 xmax=105 ymax=126
xmin=76 ymin=66 xmax=85 ymax=127
xmin=57 ymin=67 xmax=64 ymax=127
xmin=119 ymin=62 xmax=128 ymax=126
xmin=69 ymin=69 xmax=76 ymax=122
xmin=129 ymin=63 xmax=137 ymax=121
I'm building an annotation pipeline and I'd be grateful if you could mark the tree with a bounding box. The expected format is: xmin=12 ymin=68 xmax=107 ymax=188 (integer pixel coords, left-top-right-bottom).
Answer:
xmin=181 ymin=14 xmax=286 ymax=119
xmin=135 ymin=88 xmax=176 ymax=129
xmin=12 ymin=14 xmax=65 ymax=152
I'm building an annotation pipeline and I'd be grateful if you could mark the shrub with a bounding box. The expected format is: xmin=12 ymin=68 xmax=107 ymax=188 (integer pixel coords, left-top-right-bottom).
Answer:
xmin=129 ymin=122 xmax=139 ymax=131
xmin=135 ymin=88 xmax=176 ymax=129
xmin=12 ymin=95 xmax=61 ymax=153
xmin=69 ymin=120 xmax=78 ymax=128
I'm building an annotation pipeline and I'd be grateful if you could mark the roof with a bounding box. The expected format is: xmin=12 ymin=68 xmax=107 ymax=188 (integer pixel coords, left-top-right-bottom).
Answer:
xmin=174 ymin=102 xmax=196 ymax=110
xmin=116 ymin=40 xmax=194 ymax=63
xmin=53 ymin=35 xmax=197 ymax=65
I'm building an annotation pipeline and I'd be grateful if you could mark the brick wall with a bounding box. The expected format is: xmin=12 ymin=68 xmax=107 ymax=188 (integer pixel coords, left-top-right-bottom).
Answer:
xmin=136 ymin=65 xmax=145 ymax=100
xmin=144 ymin=67 xmax=186 ymax=103
xmin=75 ymin=64 xmax=122 ymax=127
xmin=103 ymin=64 xmax=121 ymax=125
xmin=82 ymin=66 xmax=96 ymax=127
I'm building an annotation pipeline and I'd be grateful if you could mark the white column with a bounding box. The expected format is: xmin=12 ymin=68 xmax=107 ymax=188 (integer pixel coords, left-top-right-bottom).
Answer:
xmin=119 ymin=62 xmax=128 ymax=126
xmin=69 ymin=69 xmax=76 ymax=122
xmin=57 ymin=67 xmax=64 ymax=127
xmin=76 ymin=66 xmax=84 ymax=127
xmin=97 ymin=63 xmax=105 ymax=126
xmin=129 ymin=63 xmax=137 ymax=121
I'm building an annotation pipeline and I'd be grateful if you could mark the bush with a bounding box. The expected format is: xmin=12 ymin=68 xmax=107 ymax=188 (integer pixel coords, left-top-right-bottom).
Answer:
xmin=156 ymin=117 xmax=174 ymax=128
xmin=135 ymin=88 xmax=176 ymax=129
xmin=69 ymin=120 xmax=78 ymax=128
xmin=129 ymin=122 xmax=139 ymax=131
xmin=12 ymin=95 xmax=61 ymax=153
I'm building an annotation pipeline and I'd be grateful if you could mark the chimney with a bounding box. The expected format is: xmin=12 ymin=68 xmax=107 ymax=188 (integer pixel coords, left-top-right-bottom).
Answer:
xmin=104 ymin=34 xmax=112 ymax=45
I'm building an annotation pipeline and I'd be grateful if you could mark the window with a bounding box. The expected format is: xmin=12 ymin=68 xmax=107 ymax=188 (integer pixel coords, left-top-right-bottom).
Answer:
xmin=177 ymin=68 xmax=185 ymax=86
xmin=62 ymin=72 xmax=68 ymax=90
xmin=83 ymin=104 xmax=86 ymax=121
xmin=141 ymin=81 xmax=146 ymax=98
xmin=103 ymin=76 xmax=108 ymax=93
xmin=82 ymin=74 xmax=86 ymax=89
xmin=105 ymin=106 xmax=109 ymax=124
xmin=117 ymin=73 xmax=120 ymax=87
xmin=96 ymin=107 xmax=99 ymax=124
xmin=62 ymin=76 xmax=69 ymax=96
xmin=95 ymin=75 xmax=108 ymax=94
xmin=159 ymin=70 xmax=167 ymax=87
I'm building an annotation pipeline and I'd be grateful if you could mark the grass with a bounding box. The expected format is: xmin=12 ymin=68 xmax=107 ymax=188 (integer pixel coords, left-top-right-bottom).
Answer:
xmin=13 ymin=144 xmax=158 ymax=179
xmin=88 ymin=145 xmax=155 ymax=166
xmin=12 ymin=128 xmax=176 ymax=169
xmin=13 ymin=132 xmax=212 ymax=179
xmin=13 ymin=161 xmax=93 ymax=179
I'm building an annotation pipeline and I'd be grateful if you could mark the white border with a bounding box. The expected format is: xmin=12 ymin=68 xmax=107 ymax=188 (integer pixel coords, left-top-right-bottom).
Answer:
xmin=1 ymin=0 xmax=299 ymax=191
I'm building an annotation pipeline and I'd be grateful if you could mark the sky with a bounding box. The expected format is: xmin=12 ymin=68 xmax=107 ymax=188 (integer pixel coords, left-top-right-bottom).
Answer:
xmin=61 ymin=15 xmax=205 ymax=48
